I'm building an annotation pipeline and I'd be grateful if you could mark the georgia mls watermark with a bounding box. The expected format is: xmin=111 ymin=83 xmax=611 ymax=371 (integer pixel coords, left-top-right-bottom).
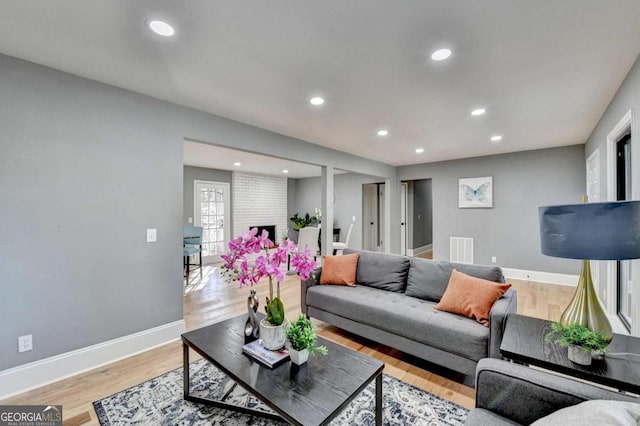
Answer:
xmin=0 ymin=405 xmax=62 ymax=426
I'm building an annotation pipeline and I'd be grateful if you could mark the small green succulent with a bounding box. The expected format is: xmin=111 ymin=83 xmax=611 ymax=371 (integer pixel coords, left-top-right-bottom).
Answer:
xmin=545 ymin=322 xmax=609 ymax=352
xmin=286 ymin=314 xmax=328 ymax=355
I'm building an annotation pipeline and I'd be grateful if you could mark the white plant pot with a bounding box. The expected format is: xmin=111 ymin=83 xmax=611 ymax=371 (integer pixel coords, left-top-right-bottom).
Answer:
xmin=568 ymin=344 xmax=592 ymax=366
xmin=259 ymin=318 xmax=289 ymax=350
xmin=289 ymin=348 xmax=310 ymax=365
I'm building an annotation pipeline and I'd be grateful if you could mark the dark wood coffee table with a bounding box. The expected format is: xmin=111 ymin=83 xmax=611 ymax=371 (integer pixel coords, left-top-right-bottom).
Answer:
xmin=500 ymin=313 xmax=640 ymax=394
xmin=182 ymin=314 xmax=384 ymax=425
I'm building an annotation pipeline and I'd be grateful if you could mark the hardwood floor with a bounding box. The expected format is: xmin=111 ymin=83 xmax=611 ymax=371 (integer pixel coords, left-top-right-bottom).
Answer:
xmin=2 ymin=263 xmax=574 ymax=425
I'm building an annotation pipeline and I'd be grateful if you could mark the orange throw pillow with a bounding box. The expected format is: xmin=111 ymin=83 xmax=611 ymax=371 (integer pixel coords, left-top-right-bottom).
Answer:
xmin=434 ymin=269 xmax=511 ymax=326
xmin=320 ymin=253 xmax=359 ymax=286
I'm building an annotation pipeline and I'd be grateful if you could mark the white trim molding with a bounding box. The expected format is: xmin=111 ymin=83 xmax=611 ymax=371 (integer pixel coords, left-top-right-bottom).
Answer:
xmin=502 ymin=268 xmax=579 ymax=286
xmin=0 ymin=320 xmax=186 ymax=400
xmin=407 ymin=244 xmax=432 ymax=257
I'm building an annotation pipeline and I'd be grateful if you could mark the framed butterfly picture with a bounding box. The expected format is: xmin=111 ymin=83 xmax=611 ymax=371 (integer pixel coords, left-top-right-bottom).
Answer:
xmin=458 ymin=176 xmax=493 ymax=208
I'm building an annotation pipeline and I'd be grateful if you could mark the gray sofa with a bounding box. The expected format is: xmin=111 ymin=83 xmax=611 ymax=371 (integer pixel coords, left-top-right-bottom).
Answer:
xmin=301 ymin=249 xmax=517 ymax=376
xmin=467 ymin=358 xmax=638 ymax=425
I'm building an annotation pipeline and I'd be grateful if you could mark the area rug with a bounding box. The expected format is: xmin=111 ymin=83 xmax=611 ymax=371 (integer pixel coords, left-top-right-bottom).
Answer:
xmin=93 ymin=359 xmax=468 ymax=425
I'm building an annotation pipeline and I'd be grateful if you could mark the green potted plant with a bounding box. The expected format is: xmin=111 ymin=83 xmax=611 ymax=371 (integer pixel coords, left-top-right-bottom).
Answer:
xmin=545 ymin=322 xmax=609 ymax=366
xmin=285 ymin=314 xmax=328 ymax=365
xmin=289 ymin=213 xmax=318 ymax=232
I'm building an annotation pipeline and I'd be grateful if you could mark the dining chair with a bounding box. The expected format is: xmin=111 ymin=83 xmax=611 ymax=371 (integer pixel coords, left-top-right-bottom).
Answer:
xmin=297 ymin=226 xmax=320 ymax=260
xmin=332 ymin=223 xmax=353 ymax=255
xmin=183 ymin=225 xmax=203 ymax=278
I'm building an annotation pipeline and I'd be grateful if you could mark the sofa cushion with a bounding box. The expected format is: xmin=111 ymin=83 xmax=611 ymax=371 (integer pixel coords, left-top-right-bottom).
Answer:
xmin=435 ymin=269 xmax=511 ymax=326
xmin=344 ymin=249 xmax=409 ymax=292
xmin=465 ymin=409 xmax=521 ymax=426
xmin=306 ymin=284 xmax=490 ymax=361
xmin=531 ymin=400 xmax=640 ymax=426
xmin=406 ymin=257 xmax=504 ymax=302
xmin=320 ymin=253 xmax=359 ymax=286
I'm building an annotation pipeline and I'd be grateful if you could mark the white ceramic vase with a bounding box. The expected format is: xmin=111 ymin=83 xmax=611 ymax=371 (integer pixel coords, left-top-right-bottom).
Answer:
xmin=289 ymin=348 xmax=310 ymax=365
xmin=259 ymin=318 xmax=289 ymax=350
xmin=568 ymin=344 xmax=592 ymax=366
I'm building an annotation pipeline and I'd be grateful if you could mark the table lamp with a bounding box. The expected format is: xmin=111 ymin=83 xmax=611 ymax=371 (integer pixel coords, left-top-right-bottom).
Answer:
xmin=539 ymin=200 xmax=640 ymax=341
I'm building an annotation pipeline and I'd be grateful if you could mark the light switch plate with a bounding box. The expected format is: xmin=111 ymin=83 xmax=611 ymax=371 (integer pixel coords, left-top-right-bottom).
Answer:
xmin=146 ymin=228 xmax=157 ymax=243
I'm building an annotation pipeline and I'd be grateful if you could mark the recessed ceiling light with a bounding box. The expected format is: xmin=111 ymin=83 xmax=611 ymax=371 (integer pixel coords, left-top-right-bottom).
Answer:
xmin=490 ymin=135 xmax=503 ymax=142
xmin=233 ymin=162 xmax=241 ymax=166
xmin=431 ymin=48 xmax=452 ymax=61
xmin=471 ymin=108 xmax=486 ymax=116
xmin=309 ymin=97 xmax=325 ymax=106
xmin=148 ymin=20 xmax=175 ymax=37
xmin=415 ymin=148 xmax=425 ymax=154
xmin=377 ymin=129 xmax=389 ymax=137
xmin=282 ymin=169 xmax=289 ymax=174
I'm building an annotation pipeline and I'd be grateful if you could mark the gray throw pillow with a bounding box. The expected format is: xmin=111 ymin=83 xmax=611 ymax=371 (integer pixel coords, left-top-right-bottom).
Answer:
xmin=406 ymin=257 xmax=504 ymax=302
xmin=531 ymin=400 xmax=640 ymax=426
xmin=344 ymin=249 xmax=409 ymax=292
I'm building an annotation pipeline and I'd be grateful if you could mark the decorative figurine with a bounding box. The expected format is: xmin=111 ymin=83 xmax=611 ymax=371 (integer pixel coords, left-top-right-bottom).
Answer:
xmin=244 ymin=289 xmax=259 ymax=340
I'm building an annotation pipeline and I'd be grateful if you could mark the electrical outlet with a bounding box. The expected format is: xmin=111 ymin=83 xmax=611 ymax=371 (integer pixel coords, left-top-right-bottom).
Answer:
xmin=188 ymin=217 xmax=193 ymax=224
xmin=491 ymin=256 xmax=497 ymax=263
xmin=352 ymin=216 xmax=356 ymax=222
xmin=18 ymin=334 xmax=33 ymax=353
xmin=146 ymin=228 xmax=157 ymax=243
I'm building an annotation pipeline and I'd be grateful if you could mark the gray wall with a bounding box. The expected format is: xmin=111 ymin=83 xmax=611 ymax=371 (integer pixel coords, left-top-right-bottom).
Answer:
xmin=584 ymin=53 xmax=640 ymax=309
xmin=183 ymin=166 xmax=232 ymax=225
xmin=586 ymin=54 xmax=640 ymax=197
xmin=287 ymin=178 xmax=297 ymax=240
xmin=291 ymin=173 xmax=382 ymax=250
xmin=411 ymin=179 xmax=433 ymax=248
xmin=399 ymin=145 xmax=586 ymax=274
xmin=0 ymin=54 xmax=393 ymax=371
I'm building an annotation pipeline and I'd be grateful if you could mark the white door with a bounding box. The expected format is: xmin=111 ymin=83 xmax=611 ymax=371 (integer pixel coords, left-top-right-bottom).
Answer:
xmin=400 ymin=183 xmax=407 ymax=256
xmin=194 ymin=181 xmax=231 ymax=263
xmin=363 ymin=184 xmax=378 ymax=251
xmin=379 ymin=184 xmax=386 ymax=252
xmin=586 ymin=149 xmax=601 ymax=301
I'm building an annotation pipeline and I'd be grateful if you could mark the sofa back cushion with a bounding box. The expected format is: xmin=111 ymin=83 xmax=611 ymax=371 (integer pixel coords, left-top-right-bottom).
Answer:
xmin=406 ymin=257 xmax=504 ymax=302
xmin=344 ymin=249 xmax=410 ymax=292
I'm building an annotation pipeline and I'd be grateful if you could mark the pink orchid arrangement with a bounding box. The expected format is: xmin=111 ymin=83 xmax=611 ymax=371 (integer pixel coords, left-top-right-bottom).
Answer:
xmin=221 ymin=228 xmax=317 ymax=325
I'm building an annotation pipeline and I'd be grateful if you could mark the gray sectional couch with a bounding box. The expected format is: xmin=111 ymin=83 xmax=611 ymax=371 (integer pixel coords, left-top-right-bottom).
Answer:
xmin=301 ymin=249 xmax=517 ymax=376
xmin=468 ymin=359 xmax=638 ymax=425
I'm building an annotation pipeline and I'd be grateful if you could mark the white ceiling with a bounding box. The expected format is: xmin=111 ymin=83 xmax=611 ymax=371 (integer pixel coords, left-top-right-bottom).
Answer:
xmin=184 ymin=141 xmax=322 ymax=178
xmin=2 ymin=1 xmax=640 ymax=166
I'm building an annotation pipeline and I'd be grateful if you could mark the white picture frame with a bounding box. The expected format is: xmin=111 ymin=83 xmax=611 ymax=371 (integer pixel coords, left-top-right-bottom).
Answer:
xmin=459 ymin=176 xmax=493 ymax=208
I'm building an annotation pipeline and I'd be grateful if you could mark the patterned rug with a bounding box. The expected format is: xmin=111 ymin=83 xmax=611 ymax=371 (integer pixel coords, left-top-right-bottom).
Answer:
xmin=93 ymin=359 xmax=468 ymax=425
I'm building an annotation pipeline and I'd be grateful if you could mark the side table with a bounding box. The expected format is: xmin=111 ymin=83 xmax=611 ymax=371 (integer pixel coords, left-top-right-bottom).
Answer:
xmin=500 ymin=313 xmax=640 ymax=394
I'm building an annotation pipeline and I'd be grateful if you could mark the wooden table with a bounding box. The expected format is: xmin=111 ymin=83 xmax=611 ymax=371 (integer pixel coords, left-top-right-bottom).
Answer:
xmin=500 ymin=313 xmax=640 ymax=394
xmin=182 ymin=314 xmax=384 ymax=425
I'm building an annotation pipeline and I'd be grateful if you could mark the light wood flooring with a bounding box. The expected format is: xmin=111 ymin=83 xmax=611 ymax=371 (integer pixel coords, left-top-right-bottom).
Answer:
xmin=2 ymin=263 xmax=575 ymax=425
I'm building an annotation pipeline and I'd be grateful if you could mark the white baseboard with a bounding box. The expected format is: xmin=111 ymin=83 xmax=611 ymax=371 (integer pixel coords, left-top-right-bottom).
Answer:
xmin=0 ymin=319 xmax=186 ymax=400
xmin=502 ymin=268 xmax=579 ymax=286
xmin=407 ymin=244 xmax=432 ymax=257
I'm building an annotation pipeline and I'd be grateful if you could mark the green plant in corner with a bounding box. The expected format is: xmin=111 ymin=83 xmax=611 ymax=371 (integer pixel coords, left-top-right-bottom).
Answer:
xmin=286 ymin=314 xmax=328 ymax=355
xmin=545 ymin=322 xmax=609 ymax=352
xmin=290 ymin=213 xmax=318 ymax=231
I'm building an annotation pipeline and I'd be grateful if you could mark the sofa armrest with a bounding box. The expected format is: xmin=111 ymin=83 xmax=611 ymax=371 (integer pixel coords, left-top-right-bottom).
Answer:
xmin=475 ymin=359 xmax=637 ymax=424
xmin=301 ymin=267 xmax=322 ymax=315
xmin=488 ymin=289 xmax=517 ymax=358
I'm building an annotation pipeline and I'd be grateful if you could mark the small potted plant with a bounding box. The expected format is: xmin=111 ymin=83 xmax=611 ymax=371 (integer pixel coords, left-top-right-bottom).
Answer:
xmin=545 ymin=322 xmax=609 ymax=366
xmin=285 ymin=314 xmax=328 ymax=365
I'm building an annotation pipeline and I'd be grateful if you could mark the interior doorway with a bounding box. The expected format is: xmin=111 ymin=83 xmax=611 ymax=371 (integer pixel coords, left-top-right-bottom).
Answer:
xmin=404 ymin=179 xmax=433 ymax=258
xmin=362 ymin=183 xmax=385 ymax=252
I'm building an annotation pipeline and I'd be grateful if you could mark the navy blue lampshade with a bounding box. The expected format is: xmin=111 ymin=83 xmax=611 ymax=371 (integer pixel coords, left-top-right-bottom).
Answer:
xmin=539 ymin=201 xmax=640 ymax=260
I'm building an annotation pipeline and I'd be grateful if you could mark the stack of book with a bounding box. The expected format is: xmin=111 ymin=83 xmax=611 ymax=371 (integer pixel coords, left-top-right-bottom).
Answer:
xmin=242 ymin=340 xmax=290 ymax=368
